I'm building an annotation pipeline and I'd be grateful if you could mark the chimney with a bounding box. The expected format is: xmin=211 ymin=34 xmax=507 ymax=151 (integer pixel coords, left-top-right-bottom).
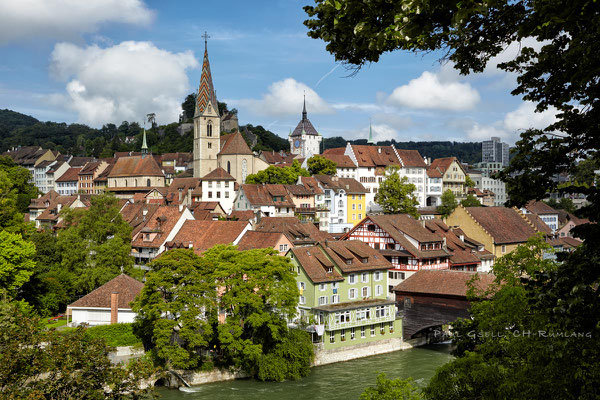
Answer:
xmin=110 ymin=292 xmax=119 ymax=324
xmin=378 ymin=148 xmax=381 ymax=153
xmin=442 ymin=237 xmax=447 ymax=249
xmin=178 ymin=187 xmax=183 ymax=203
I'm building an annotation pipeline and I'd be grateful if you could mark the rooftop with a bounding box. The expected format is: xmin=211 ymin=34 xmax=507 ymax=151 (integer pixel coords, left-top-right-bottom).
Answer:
xmin=68 ymin=274 xmax=143 ymax=309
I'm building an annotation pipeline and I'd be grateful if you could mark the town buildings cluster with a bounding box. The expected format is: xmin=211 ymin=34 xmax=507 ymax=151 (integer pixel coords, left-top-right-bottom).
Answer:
xmin=4 ymin=41 xmax=587 ymax=358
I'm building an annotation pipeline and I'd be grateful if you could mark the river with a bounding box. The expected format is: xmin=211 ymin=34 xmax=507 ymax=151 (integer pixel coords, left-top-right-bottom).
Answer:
xmin=156 ymin=343 xmax=454 ymax=399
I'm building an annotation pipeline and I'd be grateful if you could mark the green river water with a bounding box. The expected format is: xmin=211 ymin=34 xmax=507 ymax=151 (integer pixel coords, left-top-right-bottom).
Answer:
xmin=156 ymin=343 xmax=454 ymax=400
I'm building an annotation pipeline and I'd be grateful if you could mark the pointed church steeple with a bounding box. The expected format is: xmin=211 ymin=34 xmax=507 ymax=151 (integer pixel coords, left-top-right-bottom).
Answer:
xmin=141 ymin=127 xmax=149 ymax=157
xmin=368 ymin=119 xmax=375 ymax=145
xmin=302 ymin=92 xmax=307 ymax=121
xmin=195 ymin=32 xmax=218 ymax=117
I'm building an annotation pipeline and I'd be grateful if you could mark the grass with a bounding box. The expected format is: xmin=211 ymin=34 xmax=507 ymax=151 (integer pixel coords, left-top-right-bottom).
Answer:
xmin=45 ymin=317 xmax=67 ymax=329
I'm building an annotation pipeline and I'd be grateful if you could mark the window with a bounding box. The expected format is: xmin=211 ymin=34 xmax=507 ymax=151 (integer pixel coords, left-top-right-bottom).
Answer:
xmin=357 ymin=308 xmax=371 ymax=321
xmin=404 ymin=297 xmax=412 ymax=308
xmin=318 ymin=296 xmax=327 ymax=306
xmin=330 ymin=331 xmax=335 ymax=343
xmin=375 ymin=285 xmax=382 ymax=296
xmin=368 ymin=224 xmax=376 ymax=232
xmin=362 ymin=286 xmax=369 ymax=297
xmin=299 ymin=282 xmax=305 ymax=291
xmin=361 ymin=326 xmax=365 ymax=338
xmin=279 ymin=244 xmax=288 ymax=252
xmin=216 ymin=192 xmax=221 ymax=198
xmin=349 ymin=288 xmax=357 ymax=299
xmin=350 ymin=327 xmax=356 ymax=340
xmin=358 ymin=214 xmax=362 ymax=219
xmin=208 ymin=181 xmax=213 ymax=188
xmin=299 ymin=296 xmax=305 ymax=305
xmin=319 ymin=283 xmax=326 ymax=291
xmin=374 ymin=271 xmax=382 ymax=281
xmin=375 ymin=306 xmax=388 ymax=318
xmin=341 ymin=330 xmax=346 ymax=341
xmin=335 ymin=311 xmax=350 ymax=323
xmin=207 ymin=121 xmax=213 ymax=136
xmin=208 ymin=192 xmax=212 ymax=198
xmin=389 ymin=321 xmax=394 ymax=333
xmin=225 ymin=192 xmax=229 ymax=198
xmin=208 ymin=142 xmax=212 ymax=149
xmin=501 ymin=245 xmax=507 ymax=253
xmin=352 ymin=214 xmax=356 ymax=220
xmin=380 ymin=324 xmax=385 ymax=335
xmin=370 ymin=325 xmax=375 ymax=336
xmin=147 ymin=178 xmax=151 ymax=187
xmin=361 ymin=272 xmax=369 ymax=283
xmin=331 ymin=294 xmax=340 ymax=304
xmin=358 ymin=203 xmax=362 ymax=210
xmin=227 ymin=161 xmax=231 ymax=174
xmin=332 ymin=282 xmax=339 ymax=290
xmin=349 ymin=274 xmax=356 ymax=284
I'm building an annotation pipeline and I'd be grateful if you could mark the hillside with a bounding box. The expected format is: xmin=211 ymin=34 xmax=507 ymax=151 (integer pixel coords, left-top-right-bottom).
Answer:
xmin=0 ymin=109 xmax=483 ymax=164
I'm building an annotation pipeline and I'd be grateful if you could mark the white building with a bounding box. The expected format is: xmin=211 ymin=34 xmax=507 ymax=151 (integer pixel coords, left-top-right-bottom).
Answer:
xmin=200 ymin=167 xmax=237 ymax=213
xmin=425 ymin=167 xmax=444 ymax=206
xmin=233 ymin=184 xmax=296 ymax=217
xmin=67 ymin=274 xmax=143 ymax=327
xmin=54 ymin=167 xmax=81 ymax=195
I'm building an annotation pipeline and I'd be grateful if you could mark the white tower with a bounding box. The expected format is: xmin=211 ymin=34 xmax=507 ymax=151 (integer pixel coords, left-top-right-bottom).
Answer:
xmin=288 ymin=94 xmax=322 ymax=158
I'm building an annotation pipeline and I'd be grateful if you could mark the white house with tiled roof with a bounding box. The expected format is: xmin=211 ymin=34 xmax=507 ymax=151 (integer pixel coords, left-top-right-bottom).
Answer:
xmin=200 ymin=167 xmax=236 ymax=213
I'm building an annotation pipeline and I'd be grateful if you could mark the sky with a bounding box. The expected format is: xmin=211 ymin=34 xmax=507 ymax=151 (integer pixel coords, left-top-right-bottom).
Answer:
xmin=0 ymin=0 xmax=559 ymax=145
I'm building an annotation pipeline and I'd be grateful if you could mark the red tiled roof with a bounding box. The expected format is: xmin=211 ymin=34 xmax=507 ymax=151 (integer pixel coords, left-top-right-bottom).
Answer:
xmin=56 ymin=167 xmax=82 ymax=182
xmin=321 ymin=154 xmax=356 ymax=168
xmin=201 ymin=167 xmax=235 ymax=181
xmin=219 ymin=132 xmax=253 ymax=155
xmin=429 ymin=157 xmax=462 ymax=174
xmin=393 ymin=270 xmax=496 ymax=298
xmin=321 ymin=240 xmax=391 ymax=273
xmin=299 ymin=176 xmax=324 ymax=194
xmin=131 ymin=205 xmax=185 ymax=248
xmin=227 ymin=210 xmax=256 ymax=221
xmin=80 ymin=161 xmax=103 ymax=174
xmin=29 ymin=190 xmax=59 ymax=209
xmin=240 ymin=184 xmax=296 ymax=207
xmin=167 ymin=220 xmax=248 ymax=254
xmin=261 ymin=151 xmax=289 ymax=164
xmin=290 ymin=245 xmax=344 ymax=284
xmin=313 ymin=175 xmax=367 ymax=194
xmin=109 ymin=156 xmax=164 ymax=177
xmin=323 ymin=147 xmax=346 ymax=155
xmin=255 ymin=217 xmax=333 ymax=244
xmin=425 ymin=219 xmax=481 ymax=266
xmin=426 ymin=166 xmax=443 ymax=178
xmin=395 ymin=149 xmax=426 ymax=168
xmin=522 ymin=212 xmax=553 ymax=234
xmin=350 ymin=145 xmax=401 ymax=167
xmin=237 ymin=231 xmax=284 ymax=251
xmin=68 ymin=274 xmax=143 ymax=309
xmin=525 ymin=200 xmax=558 ymax=215
xmin=464 ymin=206 xmax=541 ymax=244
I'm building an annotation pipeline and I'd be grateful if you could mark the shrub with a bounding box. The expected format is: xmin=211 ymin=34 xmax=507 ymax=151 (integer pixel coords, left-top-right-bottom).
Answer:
xmin=257 ymin=329 xmax=314 ymax=382
xmin=85 ymin=323 xmax=141 ymax=347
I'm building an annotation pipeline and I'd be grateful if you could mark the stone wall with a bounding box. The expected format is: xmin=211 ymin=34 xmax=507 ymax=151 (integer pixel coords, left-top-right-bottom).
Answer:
xmin=165 ymin=368 xmax=250 ymax=388
xmin=313 ymin=337 xmax=413 ymax=366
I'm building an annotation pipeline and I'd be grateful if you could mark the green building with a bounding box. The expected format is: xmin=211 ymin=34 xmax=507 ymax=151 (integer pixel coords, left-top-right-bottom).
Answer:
xmin=288 ymin=240 xmax=403 ymax=350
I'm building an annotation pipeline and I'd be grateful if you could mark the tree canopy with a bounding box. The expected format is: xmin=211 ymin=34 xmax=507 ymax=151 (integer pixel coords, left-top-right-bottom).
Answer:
xmin=374 ymin=166 xmax=419 ymax=218
xmin=245 ymin=160 xmax=310 ymax=184
xmin=437 ymin=190 xmax=458 ymax=217
xmin=460 ymin=194 xmax=482 ymax=207
xmin=307 ymin=155 xmax=337 ymax=175
xmin=133 ymin=246 xmax=313 ymax=381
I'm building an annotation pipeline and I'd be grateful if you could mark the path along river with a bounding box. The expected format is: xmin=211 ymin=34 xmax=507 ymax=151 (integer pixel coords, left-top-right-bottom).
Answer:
xmin=157 ymin=343 xmax=454 ymax=399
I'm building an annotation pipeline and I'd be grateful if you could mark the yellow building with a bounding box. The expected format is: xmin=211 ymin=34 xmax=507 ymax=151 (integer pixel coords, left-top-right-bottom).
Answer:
xmin=429 ymin=157 xmax=468 ymax=199
xmin=445 ymin=205 xmax=548 ymax=258
xmin=347 ymin=192 xmax=366 ymax=226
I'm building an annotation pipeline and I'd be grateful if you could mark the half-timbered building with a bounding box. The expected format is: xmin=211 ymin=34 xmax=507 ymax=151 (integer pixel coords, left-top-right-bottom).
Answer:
xmin=342 ymin=214 xmax=450 ymax=294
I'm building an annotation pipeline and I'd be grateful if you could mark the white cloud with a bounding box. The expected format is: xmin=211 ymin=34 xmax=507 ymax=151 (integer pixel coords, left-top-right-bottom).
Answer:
xmin=0 ymin=0 xmax=154 ymax=45
xmin=47 ymin=41 xmax=198 ymax=127
xmin=236 ymin=78 xmax=334 ymax=117
xmin=504 ymin=101 xmax=558 ymax=132
xmin=386 ymin=71 xmax=480 ymax=111
xmin=464 ymin=101 xmax=559 ymax=143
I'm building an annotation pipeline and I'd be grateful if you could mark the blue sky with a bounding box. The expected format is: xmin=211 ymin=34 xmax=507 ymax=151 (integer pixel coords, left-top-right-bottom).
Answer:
xmin=0 ymin=0 xmax=558 ymax=144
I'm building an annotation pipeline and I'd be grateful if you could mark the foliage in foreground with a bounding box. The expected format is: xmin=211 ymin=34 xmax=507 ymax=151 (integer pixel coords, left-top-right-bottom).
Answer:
xmin=437 ymin=190 xmax=458 ymax=218
xmin=132 ymin=246 xmax=314 ymax=381
xmin=0 ymin=299 xmax=156 ymax=399
xmin=360 ymin=373 xmax=423 ymax=400
xmin=245 ymin=159 xmax=309 ymax=184
xmin=307 ymin=155 xmax=337 ymax=176
xmin=86 ymin=323 xmax=142 ymax=348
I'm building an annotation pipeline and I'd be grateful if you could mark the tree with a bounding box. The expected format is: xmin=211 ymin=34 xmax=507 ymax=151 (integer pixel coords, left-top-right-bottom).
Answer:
xmin=0 ymin=299 xmax=155 ymax=399
xmin=307 ymin=155 xmax=337 ymax=175
xmin=57 ymin=193 xmax=135 ymax=295
xmin=0 ymin=230 xmax=35 ymax=296
xmin=181 ymin=93 xmax=196 ymax=121
xmin=437 ymin=190 xmax=458 ymax=217
xmin=245 ymin=160 xmax=309 ymax=184
xmin=374 ymin=166 xmax=419 ymax=218
xmin=133 ymin=246 xmax=314 ymax=380
xmin=460 ymin=194 xmax=481 ymax=207
xmin=360 ymin=373 xmax=423 ymax=400
xmin=464 ymin=175 xmax=475 ymax=188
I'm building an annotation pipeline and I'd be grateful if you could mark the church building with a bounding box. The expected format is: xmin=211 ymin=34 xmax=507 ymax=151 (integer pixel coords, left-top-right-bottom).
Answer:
xmin=288 ymin=96 xmax=322 ymax=158
xmin=192 ymin=38 xmax=268 ymax=183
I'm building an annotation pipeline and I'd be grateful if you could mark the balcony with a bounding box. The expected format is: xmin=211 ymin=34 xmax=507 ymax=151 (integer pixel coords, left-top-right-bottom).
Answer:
xmin=325 ymin=314 xmax=395 ymax=331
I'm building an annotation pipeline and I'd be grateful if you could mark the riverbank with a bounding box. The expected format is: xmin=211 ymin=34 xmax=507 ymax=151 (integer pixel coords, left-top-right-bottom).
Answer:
xmin=156 ymin=343 xmax=454 ymax=399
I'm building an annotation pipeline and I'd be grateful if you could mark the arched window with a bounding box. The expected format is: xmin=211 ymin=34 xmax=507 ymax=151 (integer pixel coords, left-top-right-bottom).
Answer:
xmin=125 ymin=179 xmax=127 ymax=187
xmin=227 ymin=161 xmax=231 ymax=174
xmin=207 ymin=121 xmax=213 ymax=137
xmin=135 ymin=179 xmax=138 ymax=187
xmin=147 ymin=179 xmax=151 ymax=187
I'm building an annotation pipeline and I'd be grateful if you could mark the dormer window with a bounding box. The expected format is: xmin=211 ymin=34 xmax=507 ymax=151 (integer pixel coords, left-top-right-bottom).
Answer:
xmin=346 ymin=259 xmax=352 ymax=265
xmin=327 ymin=266 xmax=333 ymax=273
xmin=361 ymin=257 xmax=368 ymax=264
xmin=367 ymin=224 xmax=375 ymax=232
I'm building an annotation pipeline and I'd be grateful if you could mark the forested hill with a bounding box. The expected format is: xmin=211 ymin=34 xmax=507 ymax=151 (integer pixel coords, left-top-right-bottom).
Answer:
xmin=0 ymin=109 xmax=483 ymax=163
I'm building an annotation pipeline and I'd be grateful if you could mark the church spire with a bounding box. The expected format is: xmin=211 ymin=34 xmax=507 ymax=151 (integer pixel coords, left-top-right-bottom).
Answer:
xmin=195 ymin=31 xmax=218 ymax=117
xmin=141 ymin=127 xmax=149 ymax=157
xmin=302 ymin=91 xmax=307 ymax=121
xmin=368 ymin=119 xmax=375 ymax=145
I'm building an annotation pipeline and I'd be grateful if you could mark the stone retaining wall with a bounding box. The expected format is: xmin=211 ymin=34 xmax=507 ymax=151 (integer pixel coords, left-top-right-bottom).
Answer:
xmin=313 ymin=338 xmax=413 ymax=366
